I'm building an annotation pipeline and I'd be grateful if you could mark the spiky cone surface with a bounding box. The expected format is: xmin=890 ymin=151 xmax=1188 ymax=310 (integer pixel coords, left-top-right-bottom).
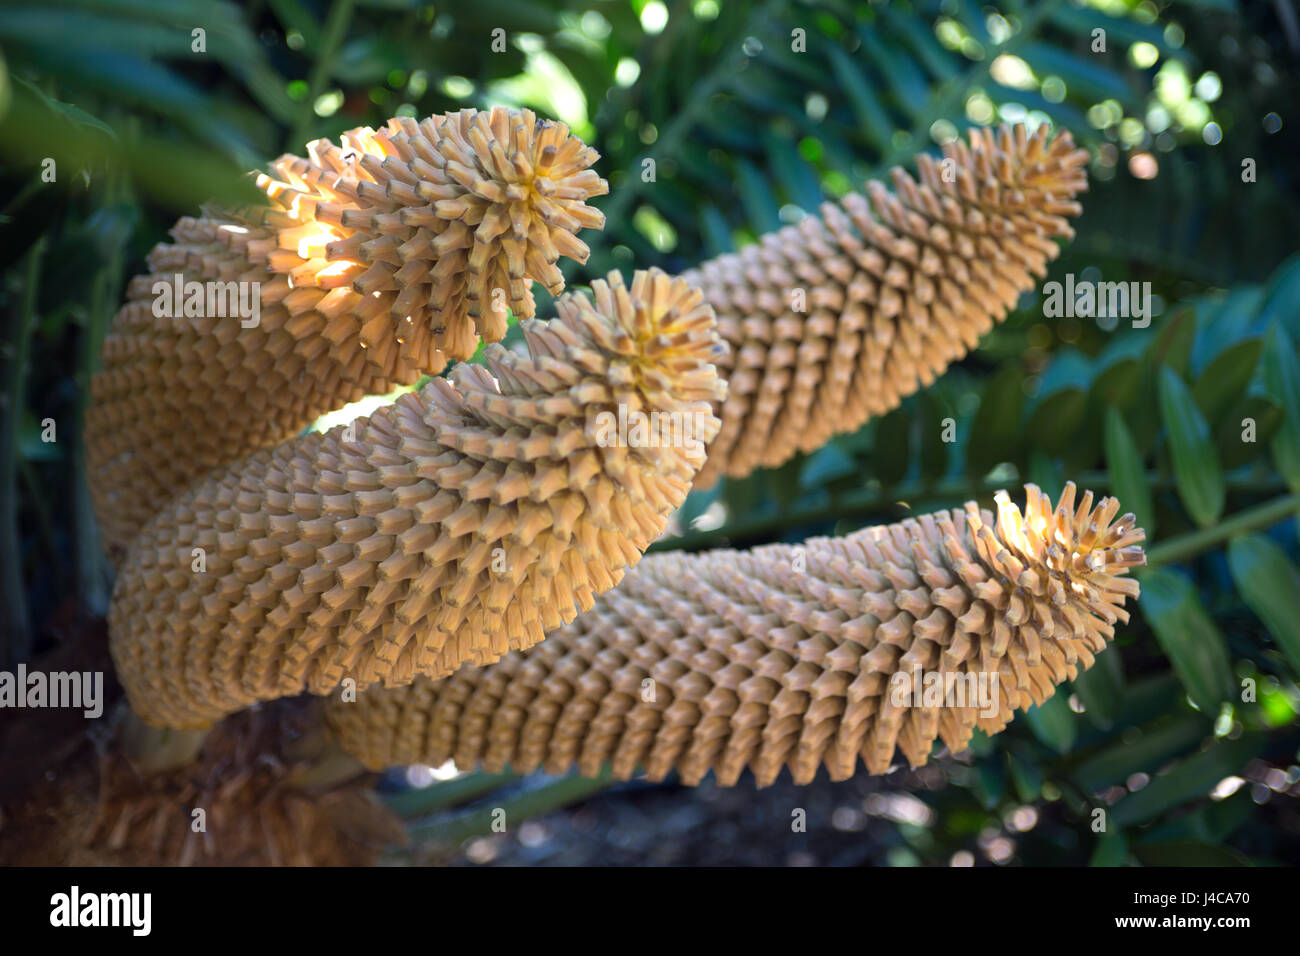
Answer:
xmin=328 ymin=484 xmax=1144 ymax=785
xmin=109 ymin=269 xmax=726 ymax=730
xmin=88 ymin=106 xmax=607 ymax=554
xmin=683 ymin=123 xmax=1089 ymax=488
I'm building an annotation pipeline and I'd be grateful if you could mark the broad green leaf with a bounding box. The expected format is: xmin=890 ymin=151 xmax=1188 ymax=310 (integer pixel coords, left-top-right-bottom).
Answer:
xmin=1027 ymin=449 xmax=1064 ymax=502
xmin=1022 ymin=692 xmax=1076 ymax=755
xmin=1071 ymin=716 xmax=1212 ymax=792
xmin=1089 ymin=356 xmax=1141 ymax=410
xmin=7 ymin=75 xmax=114 ymax=141
xmin=732 ymin=156 xmax=782 ymax=235
xmin=1227 ymin=535 xmax=1300 ymax=675
xmin=971 ymin=757 xmax=1005 ymax=810
xmin=1089 ymin=830 xmax=1129 ymax=867
xmin=1106 ymin=674 xmax=1183 ymax=732
xmin=762 ymin=129 xmax=823 ymax=213
xmin=798 ymin=443 xmax=857 ymax=490
xmin=1148 ymin=307 xmax=1197 ymax=379
xmin=267 ymin=0 xmax=323 ymax=51
xmin=1110 ymin=734 xmax=1264 ymax=827
xmin=1202 ymin=789 xmax=1255 ymax=842
xmin=0 ymin=8 xmax=198 ymax=62
xmin=1191 ymin=291 xmax=1262 ymax=374
xmin=1214 ymin=394 xmax=1281 ymax=469
xmin=1256 ymin=252 xmax=1300 ymax=339
xmin=827 ymin=45 xmax=892 ymax=152
xmin=1070 ymin=644 xmax=1126 ymax=731
xmin=856 ymin=28 xmax=928 ymax=118
xmin=1019 ymin=42 xmax=1138 ymax=107
xmin=878 ymin=4 xmax=959 ymax=81
xmin=333 ymin=36 xmax=407 ymax=85
xmin=697 ymin=205 xmax=733 ymax=258
xmin=1158 ymin=366 xmax=1224 ymax=527
xmin=872 ymin=408 xmax=910 ymax=486
xmin=1138 ymin=569 xmax=1234 ymax=712
xmin=954 ymin=0 xmax=991 ymax=45
xmin=1025 ymin=387 xmax=1087 ymax=455
xmin=1050 ymin=6 xmax=1183 ymax=60
xmin=1104 ymin=407 xmax=1155 ymax=538
xmin=1259 ymin=325 xmax=1300 ymax=492
xmin=918 ymin=389 xmax=949 ymax=481
xmin=1132 ymin=840 xmax=1252 ymax=866
xmin=767 ymin=456 xmax=802 ymax=507
xmin=967 ymin=366 xmax=1025 ymax=477
xmin=120 ymin=134 xmax=263 ymax=211
xmin=1006 ymin=749 xmax=1043 ymax=803
xmin=1036 ymin=348 xmax=1093 ymax=395
xmin=1192 ymin=338 xmax=1261 ymax=426
xmin=1126 ymin=310 xmax=1196 ymax=451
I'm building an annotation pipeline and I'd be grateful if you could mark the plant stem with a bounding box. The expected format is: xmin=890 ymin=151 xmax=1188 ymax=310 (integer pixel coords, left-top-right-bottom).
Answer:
xmin=288 ymin=0 xmax=355 ymax=151
xmin=384 ymin=770 xmax=519 ymax=819
xmin=1145 ymin=493 xmax=1300 ymax=568
xmin=18 ymin=457 xmax=59 ymax=579
xmin=400 ymin=768 xmax=613 ymax=848
xmin=0 ymin=237 xmax=44 ymax=666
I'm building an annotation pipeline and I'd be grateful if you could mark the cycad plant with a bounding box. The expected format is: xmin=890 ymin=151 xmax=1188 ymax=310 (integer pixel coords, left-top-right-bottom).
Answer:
xmin=1 ymin=0 xmax=1297 ymax=868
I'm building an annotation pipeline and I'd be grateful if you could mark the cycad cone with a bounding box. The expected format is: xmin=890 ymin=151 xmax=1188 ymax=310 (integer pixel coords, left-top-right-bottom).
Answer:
xmin=89 ymin=107 xmax=608 ymax=555
xmin=688 ymin=123 xmax=1089 ymax=486
xmin=328 ymin=485 xmax=1145 ymax=784
xmin=109 ymin=269 xmax=726 ymax=729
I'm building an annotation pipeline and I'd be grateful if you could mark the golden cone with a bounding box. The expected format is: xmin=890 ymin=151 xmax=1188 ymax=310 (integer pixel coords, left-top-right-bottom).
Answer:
xmin=327 ymin=484 xmax=1145 ymax=784
xmin=109 ymin=268 xmax=726 ymax=729
xmin=686 ymin=123 xmax=1089 ymax=487
xmin=89 ymin=107 xmax=607 ymax=553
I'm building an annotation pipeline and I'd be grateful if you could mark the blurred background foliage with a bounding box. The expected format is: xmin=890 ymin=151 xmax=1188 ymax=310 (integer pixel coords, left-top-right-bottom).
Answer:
xmin=2 ymin=0 xmax=1299 ymax=866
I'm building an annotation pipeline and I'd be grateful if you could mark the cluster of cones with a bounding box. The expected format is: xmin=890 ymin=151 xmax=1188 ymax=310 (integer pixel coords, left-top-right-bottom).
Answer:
xmin=92 ymin=108 xmax=1143 ymax=788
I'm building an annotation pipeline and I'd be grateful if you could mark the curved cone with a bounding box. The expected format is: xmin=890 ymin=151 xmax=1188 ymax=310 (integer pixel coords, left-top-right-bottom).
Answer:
xmin=328 ymin=484 xmax=1144 ymax=785
xmin=89 ymin=107 xmax=607 ymax=553
xmin=687 ymin=123 xmax=1089 ymax=487
xmin=110 ymin=269 xmax=725 ymax=729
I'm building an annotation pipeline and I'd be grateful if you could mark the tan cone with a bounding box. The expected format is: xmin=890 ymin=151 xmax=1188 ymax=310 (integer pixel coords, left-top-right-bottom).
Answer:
xmin=109 ymin=269 xmax=726 ymax=729
xmin=685 ymin=123 xmax=1089 ymax=487
xmin=88 ymin=107 xmax=607 ymax=554
xmin=328 ymin=484 xmax=1144 ymax=785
